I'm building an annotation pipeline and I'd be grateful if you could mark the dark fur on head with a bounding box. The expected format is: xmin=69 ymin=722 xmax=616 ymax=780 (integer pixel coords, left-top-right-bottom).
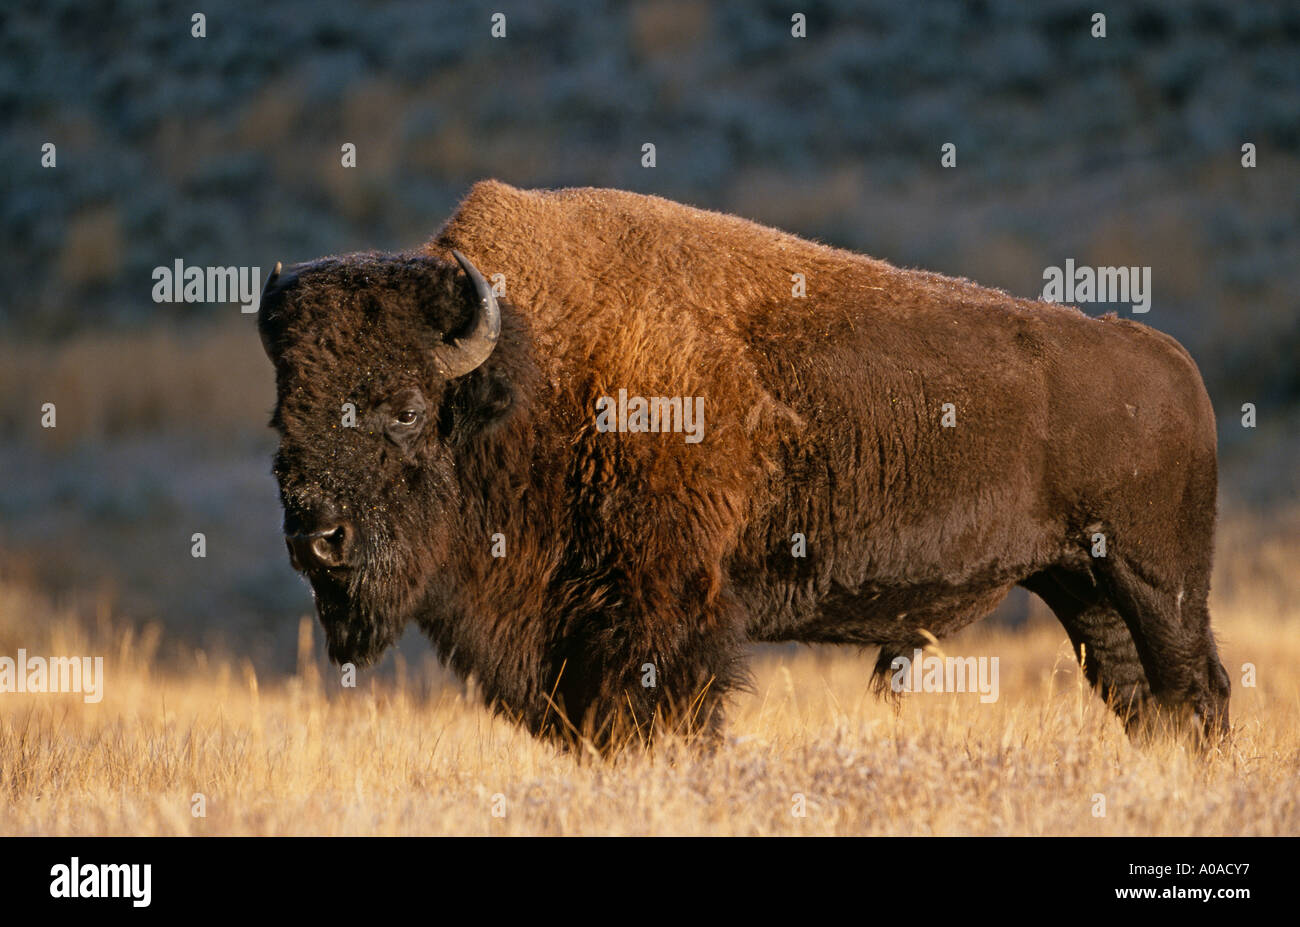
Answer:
xmin=260 ymin=253 xmax=534 ymax=668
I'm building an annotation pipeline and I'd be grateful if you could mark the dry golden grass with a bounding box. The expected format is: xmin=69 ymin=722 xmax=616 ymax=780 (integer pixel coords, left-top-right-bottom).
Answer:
xmin=1 ymin=572 xmax=1296 ymax=837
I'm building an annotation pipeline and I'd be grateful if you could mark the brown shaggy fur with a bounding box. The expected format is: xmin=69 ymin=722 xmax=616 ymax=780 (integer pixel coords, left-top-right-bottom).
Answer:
xmin=259 ymin=179 xmax=1230 ymax=751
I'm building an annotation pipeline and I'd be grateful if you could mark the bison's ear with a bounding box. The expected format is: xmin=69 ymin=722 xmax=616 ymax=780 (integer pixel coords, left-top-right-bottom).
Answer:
xmin=257 ymin=262 xmax=299 ymax=360
xmin=440 ymin=365 xmax=516 ymax=440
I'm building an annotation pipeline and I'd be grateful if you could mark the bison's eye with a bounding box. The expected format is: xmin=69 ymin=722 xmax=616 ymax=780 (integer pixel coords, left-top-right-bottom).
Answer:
xmin=382 ymin=389 xmax=428 ymax=449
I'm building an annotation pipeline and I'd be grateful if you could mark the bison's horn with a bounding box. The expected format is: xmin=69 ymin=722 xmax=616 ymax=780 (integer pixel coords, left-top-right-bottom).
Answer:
xmin=433 ymin=250 xmax=501 ymax=379
xmin=258 ymin=261 xmax=284 ymax=359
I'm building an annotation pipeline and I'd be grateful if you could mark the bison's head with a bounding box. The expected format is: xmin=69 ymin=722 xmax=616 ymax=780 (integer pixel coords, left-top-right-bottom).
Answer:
xmin=258 ymin=251 xmax=503 ymax=666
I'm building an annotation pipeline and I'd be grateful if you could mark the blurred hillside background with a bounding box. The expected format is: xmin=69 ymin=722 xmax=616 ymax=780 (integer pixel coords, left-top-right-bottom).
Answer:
xmin=1 ymin=0 xmax=1296 ymax=674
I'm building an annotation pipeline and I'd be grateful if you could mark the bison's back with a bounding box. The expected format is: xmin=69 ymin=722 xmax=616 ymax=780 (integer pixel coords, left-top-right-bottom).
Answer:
xmin=431 ymin=181 xmax=1215 ymax=577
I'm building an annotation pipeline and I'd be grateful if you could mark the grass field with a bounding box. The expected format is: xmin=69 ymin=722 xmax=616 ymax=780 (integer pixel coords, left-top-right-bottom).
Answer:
xmin=1 ymin=554 xmax=1296 ymax=837
xmin=2 ymin=324 xmax=1294 ymax=837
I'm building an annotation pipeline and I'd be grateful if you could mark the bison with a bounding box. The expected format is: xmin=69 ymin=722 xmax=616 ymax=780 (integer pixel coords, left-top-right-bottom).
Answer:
xmin=258 ymin=179 xmax=1229 ymax=749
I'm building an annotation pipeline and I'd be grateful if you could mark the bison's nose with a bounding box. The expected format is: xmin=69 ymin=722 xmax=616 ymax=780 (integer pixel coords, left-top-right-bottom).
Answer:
xmin=286 ymin=522 xmax=354 ymax=572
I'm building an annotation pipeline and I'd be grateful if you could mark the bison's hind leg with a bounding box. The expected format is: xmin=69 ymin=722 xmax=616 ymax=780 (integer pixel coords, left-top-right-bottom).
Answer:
xmin=1021 ymin=567 xmax=1152 ymax=732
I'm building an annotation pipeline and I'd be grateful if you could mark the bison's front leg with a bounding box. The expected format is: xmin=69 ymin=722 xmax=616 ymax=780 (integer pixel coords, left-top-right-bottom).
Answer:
xmin=1095 ymin=555 xmax=1231 ymax=747
xmin=1021 ymin=568 xmax=1154 ymax=730
xmin=549 ymin=581 xmax=748 ymax=753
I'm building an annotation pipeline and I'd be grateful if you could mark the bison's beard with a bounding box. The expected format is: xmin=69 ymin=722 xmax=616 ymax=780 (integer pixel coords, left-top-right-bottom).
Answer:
xmin=308 ymin=552 xmax=427 ymax=668
xmin=285 ymin=486 xmax=454 ymax=668
xmin=314 ymin=589 xmax=403 ymax=666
